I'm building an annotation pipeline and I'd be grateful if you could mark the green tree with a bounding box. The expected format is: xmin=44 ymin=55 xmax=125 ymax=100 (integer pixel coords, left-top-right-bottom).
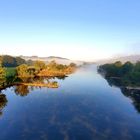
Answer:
xmin=47 ymin=61 xmax=57 ymax=69
xmin=27 ymin=66 xmax=38 ymax=76
xmin=135 ymin=61 xmax=140 ymax=71
xmin=56 ymin=64 xmax=67 ymax=70
xmin=0 ymin=67 xmax=6 ymax=87
xmin=34 ymin=60 xmax=46 ymax=71
xmin=121 ymin=61 xmax=133 ymax=75
xmin=16 ymin=64 xmax=30 ymax=78
xmin=0 ymin=67 xmax=6 ymax=79
xmin=114 ymin=61 xmax=122 ymax=67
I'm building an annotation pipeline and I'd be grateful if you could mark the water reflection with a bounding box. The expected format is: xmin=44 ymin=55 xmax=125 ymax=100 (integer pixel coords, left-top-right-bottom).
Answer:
xmin=104 ymin=77 xmax=140 ymax=113
xmin=14 ymin=85 xmax=30 ymax=97
xmin=0 ymin=76 xmax=67 ymax=96
xmin=0 ymin=93 xmax=8 ymax=116
xmin=0 ymin=66 xmax=140 ymax=140
xmin=121 ymin=88 xmax=140 ymax=113
xmin=0 ymin=76 xmax=67 ymax=117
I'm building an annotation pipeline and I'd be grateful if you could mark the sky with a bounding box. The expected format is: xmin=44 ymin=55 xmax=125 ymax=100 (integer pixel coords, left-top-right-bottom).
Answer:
xmin=0 ymin=0 xmax=140 ymax=61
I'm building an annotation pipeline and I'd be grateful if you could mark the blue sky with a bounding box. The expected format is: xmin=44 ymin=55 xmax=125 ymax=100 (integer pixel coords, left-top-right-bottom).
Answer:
xmin=0 ymin=0 xmax=140 ymax=61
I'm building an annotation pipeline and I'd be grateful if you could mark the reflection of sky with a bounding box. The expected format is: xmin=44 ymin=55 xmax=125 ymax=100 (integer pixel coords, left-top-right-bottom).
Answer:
xmin=0 ymin=0 xmax=140 ymax=60
xmin=0 ymin=65 xmax=140 ymax=139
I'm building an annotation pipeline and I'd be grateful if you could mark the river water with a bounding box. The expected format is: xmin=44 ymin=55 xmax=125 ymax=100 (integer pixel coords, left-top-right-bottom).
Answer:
xmin=0 ymin=65 xmax=140 ymax=140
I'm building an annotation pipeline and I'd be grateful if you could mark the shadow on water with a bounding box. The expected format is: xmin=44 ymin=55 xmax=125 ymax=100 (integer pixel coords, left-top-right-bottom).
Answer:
xmin=0 ymin=76 xmax=67 ymax=117
xmin=103 ymin=76 xmax=140 ymax=113
xmin=0 ymin=94 xmax=8 ymax=117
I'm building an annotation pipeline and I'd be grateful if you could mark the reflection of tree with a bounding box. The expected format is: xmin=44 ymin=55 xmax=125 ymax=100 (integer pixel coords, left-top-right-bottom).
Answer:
xmin=121 ymin=88 xmax=140 ymax=113
xmin=56 ymin=76 xmax=67 ymax=80
xmin=14 ymin=85 xmax=29 ymax=97
xmin=105 ymin=77 xmax=123 ymax=87
xmin=0 ymin=94 xmax=8 ymax=116
xmin=105 ymin=77 xmax=140 ymax=113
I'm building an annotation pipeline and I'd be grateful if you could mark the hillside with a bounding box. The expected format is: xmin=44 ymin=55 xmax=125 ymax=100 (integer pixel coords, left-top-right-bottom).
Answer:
xmin=20 ymin=56 xmax=84 ymax=66
xmin=97 ymin=55 xmax=140 ymax=64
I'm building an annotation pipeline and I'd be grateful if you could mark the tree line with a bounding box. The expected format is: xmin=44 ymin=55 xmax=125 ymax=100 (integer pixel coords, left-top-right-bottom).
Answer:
xmin=98 ymin=61 xmax=140 ymax=86
xmin=0 ymin=55 xmax=76 ymax=87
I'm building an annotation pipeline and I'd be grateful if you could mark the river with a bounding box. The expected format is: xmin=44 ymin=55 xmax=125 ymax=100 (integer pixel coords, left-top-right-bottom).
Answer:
xmin=0 ymin=65 xmax=140 ymax=140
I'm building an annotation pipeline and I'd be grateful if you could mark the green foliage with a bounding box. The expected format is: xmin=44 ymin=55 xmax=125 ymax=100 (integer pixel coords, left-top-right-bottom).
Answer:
xmin=34 ymin=60 xmax=46 ymax=71
xmin=0 ymin=67 xmax=6 ymax=79
xmin=114 ymin=61 xmax=122 ymax=67
xmin=27 ymin=66 xmax=38 ymax=76
xmin=0 ymin=67 xmax=6 ymax=87
xmin=16 ymin=64 xmax=30 ymax=78
xmin=99 ymin=61 xmax=140 ymax=86
xmin=56 ymin=64 xmax=67 ymax=70
xmin=16 ymin=64 xmax=39 ymax=79
xmin=0 ymin=56 xmax=76 ymax=88
xmin=47 ymin=60 xmax=57 ymax=70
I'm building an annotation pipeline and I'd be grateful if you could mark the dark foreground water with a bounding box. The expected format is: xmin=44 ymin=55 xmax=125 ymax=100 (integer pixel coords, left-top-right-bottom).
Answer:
xmin=0 ymin=65 xmax=140 ymax=140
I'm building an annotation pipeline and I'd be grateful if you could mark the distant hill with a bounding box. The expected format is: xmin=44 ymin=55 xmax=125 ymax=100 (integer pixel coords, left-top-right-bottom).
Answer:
xmin=20 ymin=56 xmax=85 ymax=66
xmin=97 ymin=55 xmax=140 ymax=64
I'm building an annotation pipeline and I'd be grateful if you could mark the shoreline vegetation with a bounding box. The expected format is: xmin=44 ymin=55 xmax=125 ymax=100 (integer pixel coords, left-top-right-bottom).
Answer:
xmin=0 ymin=55 xmax=77 ymax=89
xmin=98 ymin=61 xmax=140 ymax=90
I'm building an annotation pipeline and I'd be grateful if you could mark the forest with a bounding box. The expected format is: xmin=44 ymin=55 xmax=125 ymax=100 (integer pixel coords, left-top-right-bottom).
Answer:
xmin=98 ymin=61 xmax=140 ymax=87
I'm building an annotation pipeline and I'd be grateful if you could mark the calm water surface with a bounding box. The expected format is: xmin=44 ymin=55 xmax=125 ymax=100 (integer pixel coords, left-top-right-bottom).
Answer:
xmin=0 ymin=65 xmax=140 ymax=140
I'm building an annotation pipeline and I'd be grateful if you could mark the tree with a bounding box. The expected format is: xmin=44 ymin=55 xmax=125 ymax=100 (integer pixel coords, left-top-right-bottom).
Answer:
xmin=16 ymin=64 xmax=29 ymax=78
xmin=0 ymin=68 xmax=6 ymax=87
xmin=47 ymin=61 xmax=57 ymax=69
xmin=34 ymin=60 xmax=46 ymax=71
xmin=0 ymin=67 xmax=6 ymax=79
xmin=121 ymin=61 xmax=133 ymax=75
xmin=135 ymin=61 xmax=140 ymax=71
xmin=56 ymin=64 xmax=67 ymax=70
xmin=27 ymin=66 xmax=38 ymax=76
xmin=114 ymin=61 xmax=122 ymax=67
xmin=99 ymin=61 xmax=140 ymax=86
xmin=69 ymin=63 xmax=76 ymax=67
